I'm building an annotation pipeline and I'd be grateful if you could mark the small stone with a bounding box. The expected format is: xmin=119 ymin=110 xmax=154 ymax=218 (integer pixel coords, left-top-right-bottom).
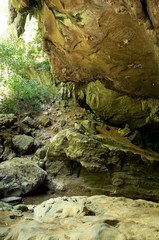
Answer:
xmin=14 ymin=204 xmax=28 ymax=212
xmin=38 ymin=133 xmax=50 ymax=141
xmin=0 ymin=227 xmax=10 ymax=237
xmin=42 ymin=111 xmax=49 ymax=115
xmin=9 ymin=213 xmax=23 ymax=219
xmin=60 ymin=119 xmax=66 ymax=127
xmin=57 ymin=112 xmax=62 ymax=117
xmin=118 ymin=124 xmax=131 ymax=137
xmin=38 ymin=115 xmax=52 ymax=127
xmin=83 ymin=188 xmax=91 ymax=193
xmin=1 ymin=196 xmax=22 ymax=205
xmin=35 ymin=146 xmax=48 ymax=159
xmin=81 ymin=119 xmax=97 ymax=134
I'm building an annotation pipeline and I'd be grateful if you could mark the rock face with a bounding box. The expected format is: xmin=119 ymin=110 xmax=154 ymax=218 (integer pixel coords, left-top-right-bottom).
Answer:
xmin=0 ymin=157 xmax=47 ymax=197
xmin=5 ymin=195 xmax=159 ymax=240
xmin=8 ymin=0 xmax=159 ymax=138
xmin=9 ymin=0 xmax=159 ymax=98
xmin=45 ymin=129 xmax=159 ymax=201
xmin=86 ymin=80 xmax=159 ymax=128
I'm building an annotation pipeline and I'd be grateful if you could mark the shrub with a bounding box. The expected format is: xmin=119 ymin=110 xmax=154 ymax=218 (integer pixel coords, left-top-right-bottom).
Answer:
xmin=0 ymin=73 xmax=53 ymax=113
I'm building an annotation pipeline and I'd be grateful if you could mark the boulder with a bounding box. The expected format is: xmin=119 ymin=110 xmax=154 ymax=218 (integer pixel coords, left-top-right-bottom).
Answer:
xmin=12 ymin=134 xmax=34 ymax=154
xmin=0 ymin=138 xmax=3 ymax=161
xmin=0 ymin=157 xmax=47 ymax=197
xmin=22 ymin=116 xmax=35 ymax=128
xmin=2 ymin=137 xmax=16 ymax=161
xmin=46 ymin=129 xmax=159 ymax=200
xmin=5 ymin=195 xmax=159 ymax=240
xmin=0 ymin=114 xmax=17 ymax=127
xmin=37 ymin=115 xmax=52 ymax=127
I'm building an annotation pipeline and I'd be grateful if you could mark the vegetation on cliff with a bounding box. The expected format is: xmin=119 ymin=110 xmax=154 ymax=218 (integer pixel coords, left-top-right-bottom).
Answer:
xmin=0 ymin=22 xmax=53 ymax=113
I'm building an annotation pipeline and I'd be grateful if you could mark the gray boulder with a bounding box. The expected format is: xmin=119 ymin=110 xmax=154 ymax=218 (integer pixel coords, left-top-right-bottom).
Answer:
xmin=22 ymin=116 xmax=35 ymax=128
xmin=2 ymin=137 xmax=16 ymax=161
xmin=0 ymin=114 xmax=17 ymax=127
xmin=12 ymin=135 xmax=34 ymax=154
xmin=0 ymin=157 xmax=47 ymax=197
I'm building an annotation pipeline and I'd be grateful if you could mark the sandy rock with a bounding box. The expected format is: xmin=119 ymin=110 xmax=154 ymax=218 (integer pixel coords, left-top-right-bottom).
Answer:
xmin=5 ymin=195 xmax=159 ymax=240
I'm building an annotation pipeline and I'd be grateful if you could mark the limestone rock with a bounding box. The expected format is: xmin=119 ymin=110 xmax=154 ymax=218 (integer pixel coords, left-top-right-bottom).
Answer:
xmin=1 ymin=196 xmax=22 ymax=205
xmin=0 ymin=139 xmax=3 ymax=160
xmin=47 ymin=129 xmax=109 ymax=172
xmin=37 ymin=115 xmax=52 ymax=127
xmin=22 ymin=116 xmax=35 ymax=128
xmin=0 ymin=157 xmax=47 ymax=196
xmin=34 ymin=197 xmax=91 ymax=218
xmin=46 ymin=129 xmax=159 ymax=200
xmin=0 ymin=201 xmax=13 ymax=211
xmin=86 ymin=80 xmax=159 ymax=129
xmin=2 ymin=137 xmax=16 ymax=161
xmin=0 ymin=114 xmax=17 ymax=127
xmin=12 ymin=134 xmax=34 ymax=154
xmin=5 ymin=195 xmax=159 ymax=240
xmin=80 ymin=119 xmax=97 ymax=134
xmin=35 ymin=146 xmax=48 ymax=160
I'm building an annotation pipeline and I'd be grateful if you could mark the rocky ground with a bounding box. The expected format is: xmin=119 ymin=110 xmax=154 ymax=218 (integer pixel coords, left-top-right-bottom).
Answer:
xmin=1 ymin=195 xmax=159 ymax=239
xmin=1 ymin=102 xmax=159 ymax=239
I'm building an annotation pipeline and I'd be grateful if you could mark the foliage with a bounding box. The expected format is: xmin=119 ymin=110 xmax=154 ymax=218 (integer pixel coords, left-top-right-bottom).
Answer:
xmin=0 ymin=73 xmax=53 ymax=113
xmin=0 ymin=28 xmax=49 ymax=79
xmin=0 ymin=21 xmax=54 ymax=113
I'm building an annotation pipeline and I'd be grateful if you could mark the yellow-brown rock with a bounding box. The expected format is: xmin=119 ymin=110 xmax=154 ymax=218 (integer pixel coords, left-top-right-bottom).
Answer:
xmin=9 ymin=0 xmax=159 ymax=98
